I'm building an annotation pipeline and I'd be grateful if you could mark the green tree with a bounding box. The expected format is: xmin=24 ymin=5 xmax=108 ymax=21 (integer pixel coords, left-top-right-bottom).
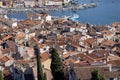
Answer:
xmin=34 ymin=45 xmax=47 ymax=80
xmin=50 ymin=48 xmax=65 ymax=80
xmin=43 ymin=73 xmax=47 ymax=80
xmin=0 ymin=71 xmax=3 ymax=80
xmin=91 ymin=70 xmax=105 ymax=80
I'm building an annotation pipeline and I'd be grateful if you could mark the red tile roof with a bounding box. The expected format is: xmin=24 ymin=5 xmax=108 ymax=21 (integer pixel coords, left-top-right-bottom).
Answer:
xmin=40 ymin=52 xmax=50 ymax=62
xmin=0 ymin=56 xmax=9 ymax=62
xmin=102 ymin=40 xmax=116 ymax=46
xmin=111 ymin=22 xmax=120 ymax=27
xmin=84 ymin=38 xmax=96 ymax=45
xmin=74 ymin=66 xmax=119 ymax=80
xmin=2 ymin=35 xmax=13 ymax=41
xmin=15 ymin=32 xmax=26 ymax=39
xmin=74 ymin=61 xmax=90 ymax=67
xmin=16 ymin=59 xmax=32 ymax=64
xmin=26 ymin=47 xmax=35 ymax=58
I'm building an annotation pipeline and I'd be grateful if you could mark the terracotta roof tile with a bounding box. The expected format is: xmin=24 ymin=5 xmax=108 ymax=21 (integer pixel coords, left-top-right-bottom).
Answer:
xmin=19 ymin=19 xmax=43 ymax=26
xmin=84 ymin=38 xmax=96 ymax=45
xmin=107 ymin=60 xmax=120 ymax=67
xmin=2 ymin=48 xmax=16 ymax=54
xmin=104 ymin=31 xmax=114 ymax=36
xmin=87 ymin=53 xmax=100 ymax=59
xmin=2 ymin=35 xmax=13 ymax=41
xmin=111 ymin=22 xmax=120 ymax=27
xmin=15 ymin=32 xmax=26 ymax=39
xmin=63 ymin=58 xmax=76 ymax=66
xmin=16 ymin=59 xmax=32 ymax=64
xmin=57 ymin=41 xmax=65 ymax=46
xmin=97 ymin=49 xmax=108 ymax=55
xmin=0 ymin=56 xmax=9 ymax=62
xmin=74 ymin=61 xmax=90 ymax=67
xmin=3 ymin=70 xmax=11 ymax=76
xmin=26 ymin=47 xmax=35 ymax=58
xmin=38 ymin=44 xmax=46 ymax=48
xmin=74 ymin=66 xmax=119 ymax=80
xmin=40 ymin=52 xmax=50 ymax=62
xmin=62 ymin=51 xmax=76 ymax=59
xmin=102 ymin=40 xmax=116 ymax=46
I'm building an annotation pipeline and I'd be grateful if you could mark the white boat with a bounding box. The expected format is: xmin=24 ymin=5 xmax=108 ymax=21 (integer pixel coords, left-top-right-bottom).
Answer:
xmin=69 ymin=14 xmax=79 ymax=21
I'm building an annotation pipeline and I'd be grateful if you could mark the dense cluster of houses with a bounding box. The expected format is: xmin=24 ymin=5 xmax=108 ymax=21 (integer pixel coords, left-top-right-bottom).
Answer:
xmin=0 ymin=0 xmax=70 ymax=8
xmin=0 ymin=12 xmax=120 ymax=80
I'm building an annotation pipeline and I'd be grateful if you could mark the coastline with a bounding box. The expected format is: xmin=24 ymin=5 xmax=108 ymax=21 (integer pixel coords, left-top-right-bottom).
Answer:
xmin=1 ymin=0 xmax=120 ymax=25
xmin=0 ymin=3 xmax=97 ymax=15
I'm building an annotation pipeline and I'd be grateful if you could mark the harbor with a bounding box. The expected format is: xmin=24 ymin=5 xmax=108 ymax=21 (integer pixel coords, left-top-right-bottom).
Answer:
xmin=0 ymin=0 xmax=120 ymax=80
xmin=0 ymin=3 xmax=97 ymax=15
xmin=1 ymin=0 xmax=120 ymax=25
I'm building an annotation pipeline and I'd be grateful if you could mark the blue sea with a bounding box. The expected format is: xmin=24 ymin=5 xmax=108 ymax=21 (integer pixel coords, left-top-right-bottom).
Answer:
xmin=7 ymin=0 xmax=120 ymax=25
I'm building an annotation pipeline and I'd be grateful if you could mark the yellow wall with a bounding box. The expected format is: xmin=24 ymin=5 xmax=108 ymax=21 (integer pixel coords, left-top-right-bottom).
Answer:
xmin=0 ymin=2 xmax=3 ymax=7
xmin=45 ymin=0 xmax=48 ymax=4
xmin=42 ymin=0 xmax=49 ymax=5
